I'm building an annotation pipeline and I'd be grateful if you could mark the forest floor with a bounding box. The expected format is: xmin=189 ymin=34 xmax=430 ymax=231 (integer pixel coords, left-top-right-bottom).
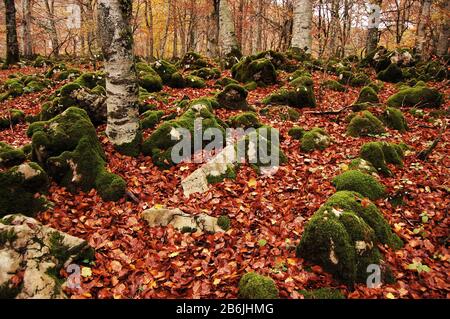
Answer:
xmin=0 ymin=64 xmax=448 ymax=299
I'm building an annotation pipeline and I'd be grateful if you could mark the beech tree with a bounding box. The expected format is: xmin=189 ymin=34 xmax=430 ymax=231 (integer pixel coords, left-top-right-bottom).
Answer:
xmin=291 ymin=0 xmax=312 ymax=52
xmin=415 ymin=0 xmax=432 ymax=56
xmin=436 ymin=0 xmax=449 ymax=57
xmin=366 ymin=0 xmax=383 ymax=55
xmin=4 ymin=0 xmax=20 ymax=65
xmin=218 ymin=0 xmax=240 ymax=58
xmin=97 ymin=0 xmax=141 ymax=156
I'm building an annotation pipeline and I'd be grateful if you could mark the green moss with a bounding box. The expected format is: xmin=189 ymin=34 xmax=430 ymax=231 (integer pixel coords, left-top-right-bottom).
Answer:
xmin=263 ymin=85 xmax=315 ymax=108
xmin=60 ymin=82 xmax=82 ymax=97
xmin=215 ymin=77 xmax=239 ymax=87
xmin=91 ymin=85 xmax=106 ymax=96
xmin=168 ymin=72 xmax=186 ymax=88
xmin=346 ymin=111 xmax=385 ymax=137
xmin=141 ymin=110 xmax=164 ymax=129
xmin=381 ymin=107 xmax=408 ymax=132
xmin=27 ymin=107 xmax=126 ymax=201
xmin=332 ymin=170 xmax=386 ymax=200
xmin=179 ymin=52 xmax=210 ymax=70
xmin=216 ymin=84 xmax=249 ymax=110
xmin=367 ymin=81 xmax=384 ymax=93
xmin=139 ymin=74 xmax=163 ymax=92
xmin=74 ymin=72 xmax=106 ymax=89
xmin=288 ymin=126 xmax=305 ymax=140
xmin=386 ymin=83 xmax=443 ymax=108
xmin=185 ymin=75 xmax=206 ymax=88
xmin=299 ymin=288 xmax=345 ymax=299
xmin=348 ymin=158 xmax=378 ymax=175
xmin=151 ymin=59 xmax=178 ymax=83
xmin=231 ymin=57 xmax=277 ymax=86
xmin=190 ymin=67 xmax=221 ymax=80
xmin=95 ymin=170 xmax=127 ymax=201
xmin=244 ymin=81 xmax=258 ymax=91
xmin=322 ymin=80 xmax=346 ymax=92
xmin=238 ymin=272 xmax=279 ymax=299
xmin=113 ymin=131 xmax=142 ymax=157
xmin=217 ymin=215 xmax=231 ymax=231
xmin=0 ymin=142 xmax=26 ymax=167
xmin=301 ymin=128 xmax=330 ymax=152
xmin=356 ymin=86 xmax=379 ymax=104
xmin=0 ymin=162 xmax=49 ymax=217
xmin=377 ymin=63 xmax=403 ymax=83
xmin=228 ymin=112 xmax=261 ymax=129
xmin=360 ymin=142 xmax=404 ymax=176
xmin=339 ymin=71 xmax=370 ymax=87
xmin=259 ymin=106 xmax=300 ymax=121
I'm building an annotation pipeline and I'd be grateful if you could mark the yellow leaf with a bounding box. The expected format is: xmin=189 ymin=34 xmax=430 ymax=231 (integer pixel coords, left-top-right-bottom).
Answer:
xmin=213 ymin=278 xmax=221 ymax=285
xmin=386 ymin=292 xmax=396 ymax=299
xmin=247 ymin=178 xmax=257 ymax=188
xmin=340 ymin=163 xmax=349 ymax=172
xmin=154 ymin=204 xmax=165 ymax=209
xmin=169 ymin=252 xmax=180 ymax=258
xmin=287 ymin=258 xmax=297 ymax=266
xmin=81 ymin=267 xmax=92 ymax=278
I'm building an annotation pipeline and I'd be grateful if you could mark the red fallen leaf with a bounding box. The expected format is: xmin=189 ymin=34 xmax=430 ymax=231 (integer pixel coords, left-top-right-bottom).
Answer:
xmin=311 ymin=265 xmax=323 ymax=274
xmin=361 ymin=198 xmax=371 ymax=208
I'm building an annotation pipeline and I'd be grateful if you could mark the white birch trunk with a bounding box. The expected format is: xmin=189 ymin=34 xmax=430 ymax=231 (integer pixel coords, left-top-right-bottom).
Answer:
xmin=97 ymin=0 xmax=140 ymax=155
xmin=291 ymin=0 xmax=313 ymax=52
xmin=415 ymin=0 xmax=432 ymax=55
xmin=366 ymin=0 xmax=382 ymax=55
xmin=219 ymin=0 xmax=239 ymax=56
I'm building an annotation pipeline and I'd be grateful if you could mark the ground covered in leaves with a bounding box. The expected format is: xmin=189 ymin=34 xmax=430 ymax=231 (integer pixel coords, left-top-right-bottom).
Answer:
xmin=0 ymin=61 xmax=448 ymax=299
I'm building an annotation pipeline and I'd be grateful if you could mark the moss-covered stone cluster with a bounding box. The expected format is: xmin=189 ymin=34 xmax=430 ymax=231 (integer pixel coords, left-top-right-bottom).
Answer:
xmin=262 ymin=75 xmax=316 ymax=108
xmin=259 ymin=106 xmax=300 ymax=121
xmin=332 ymin=170 xmax=386 ymax=200
xmin=346 ymin=111 xmax=385 ymax=137
xmin=27 ymin=107 xmax=126 ymax=201
xmin=356 ymin=86 xmax=379 ymax=104
xmin=0 ymin=73 xmax=51 ymax=101
xmin=238 ymin=272 xmax=279 ymax=299
xmin=359 ymin=142 xmax=405 ymax=176
xmin=0 ymin=109 xmax=25 ymax=129
xmin=322 ymin=79 xmax=346 ymax=92
xmin=0 ymin=142 xmax=26 ymax=167
xmin=216 ymin=84 xmax=249 ymax=110
xmin=140 ymin=110 xmax=164 ymax=129
xmin=297 ymin=191 xmax=402 ymax=284
xmin=380 ymin=107 xmax=408 ymax=132
xmin=387 ymin=82 xmax=443 ymax=108
xmin=190 ymin=67 xmax=221 ymax=80
xmin=231 ymin=56 xmax=277 ymax=86
xmin=136 ymin=62 xmax=163 ymax=93
xmin=178 ymin=52 xmax=211 ymax=71
xmin=377 ymin=63 xmax=403 ymax=83
xmin=228 ymin=112 xmax=261 ymax=129
xmin=300 ymin=128 xmax=331 ymax=152
xmin=338 ymin=71 xmax=370 ymax=87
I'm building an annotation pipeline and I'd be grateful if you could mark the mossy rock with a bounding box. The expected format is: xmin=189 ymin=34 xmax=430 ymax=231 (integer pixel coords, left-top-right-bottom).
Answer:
xmin=288 ymin=126 xmax=305 ymax=140
xmin=301 ymin=128 xmax=330 ymax=152
xmin=322 ymin=80 xmax=346 ymax=92
xmin=259 ymin=106 xmax=300 ymax=121
xmin=360 ymin=142 xmax=405 ymax=176
xmin=0 ymin=162 xmax=49 ymax=217
xmin=381 ymin=107 xmax=408 ymax=132
xmin=0 ymin=109 xmax=25 ymax=129
xmin=228 ymin=112 xmax=261 ymax=129
xmin=231 ymin=57 xmax=277 ymax=86
xmin=254 ymin=50 xmax=287 ymax=70
xmin=185 ymin=75 xmax=206 ymax=88
xmin=332 ymin=170 xmax=386 ymax=200
xmin=216 ymin=84 xmax=249 ymax=110
xmin=179 ymin=52 xmax=211 ymax=70
xmin=386 ymin=83 xmax=443 ymax=108
xmin=151 ymin=60 xmax=178 ymax=84
xmin=351 ymin=102 xmax=372 ymax=112
xmin=356 ymin=86 xmax=379 ymax=104
xmin=297 ymin=191 xmax=401 ymax=284
xmin=55 ymin=68 xmax=81 ymax=81
xmin=167 ymin=72 xmax=186 ymax=88
xmin=45 ymin=64 xmax=67 ymax=78
xmin=238 ymin=272 xmax=279 ymax=299
xmin=244 ymin=81 xmax=258 ymax=91
xmin=190 ymin=67 xmax=221 ymax=80
xmin=287 ymin=69 xmax=311 ymax=81
xmin=0 ymin=142 xmax=26 ymax=167
xmin=299 ymin=288 xmax=345 ymax=299
xmin=27 ymin=107 xmax=126 ymax=201
xmin=367 ymin=81 xmax=384 ymax=93
xmin=223 ymin=47 xmax=243 ymax=69
xmin=377 ymin=63 xmax=403 ymax=83
xmin=339 ymin=71 xmax=370 ymax=87
xmin=139 ymin=73 xmax=163 ymax=93
xmin=346 ymin=111 xmax=385 ymax=137
xmin=73 ymin=71 xmax=106 ymax=89
xmin=263 ymin=85 xmax=315 ymax=108
xmin=142 ymin=99 xmax=225 ymax=168
xmin=215 ymin=77 xmax=239 ymax=87
xmin=140 ymin=110 xmax=164 ymax=129
xmin=348 ymin=158 xmax=378 ymax=175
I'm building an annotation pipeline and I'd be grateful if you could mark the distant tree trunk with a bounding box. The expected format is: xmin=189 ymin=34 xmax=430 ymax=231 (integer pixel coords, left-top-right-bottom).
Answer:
xmin=436 ymin=1 xmax=449 ymax=57
xmin=366 ymin=0 xmax=382 ymax=55
xmin=159 ymin=0 xmax=171 ymax=58
xmin=328 ymin=0 xmax=340 ymax=57
xmin=172 ymin=2 xmax=178 ymax=59
xmin=291 ymin=0 xmax=312 ymax=52
xmin=207 ymin=0 xmax=220 ymax=57
xmin=219 ymin=0 xmax=240 ymax=56
xmin=97 ymin=0 xmax=140 ymax=156
xmin=144 ymin=0 xmax=154 ymax=60
xmin=187 ymin=0 xmax=197 ymax=52
xmin=44 ymin=0 xmax=59 ymax=57
xmin=253 ymin=0 xmax=263 ymax=54
xmin=415 ymin=0 xmax=432 ymax=55
xmin=4 ymin=0 xmax=20 ymax=65
xmin=22 ymin=0 xmax=33 ymax=58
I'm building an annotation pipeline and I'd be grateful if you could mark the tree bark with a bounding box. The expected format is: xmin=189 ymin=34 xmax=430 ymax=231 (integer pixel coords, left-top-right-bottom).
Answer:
xmin=328 ymin=0 xmax=340 ymax=57
xmin=366 ymin=0 xmax=382 ymax=55
xmin=159 ymin=0 xmax=171 ymax=58
xmin=97 ymin=0 xmax=140 ymax=156
xmin=291 ymin=0 xmax=312 ymax=52
xmin=22 ymin=0 xmax=33 ymax=58
xmin=144 ymin=0 xmax=154 ymax=61
xmin=4 ymin=0 xmax=20 ymax=65
xmin=219 ymin=0 xmax=240 ymax=56
xmin=207 ymin=0 xmax=220 ymax=57
xmin=436 ymin=1 xmax=449 ymax=57
xmin=415 ymin=0 xmax=432 ymax=55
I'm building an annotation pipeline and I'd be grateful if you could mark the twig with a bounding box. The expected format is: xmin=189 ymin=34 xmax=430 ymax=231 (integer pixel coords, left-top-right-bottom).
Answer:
xmin=417 ymin=122 xmax=447 ymax=161
xmin=126 ymin=190 xmax=140 ymax=204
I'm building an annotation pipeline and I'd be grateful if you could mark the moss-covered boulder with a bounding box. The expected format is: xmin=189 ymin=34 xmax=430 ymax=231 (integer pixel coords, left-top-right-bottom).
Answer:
xmin=360 ymin=142 xmax=405 ymax=176
xmin=356 ymin=86 xmax=379 ymax=104
xmin=297 ymin=191 xmax=401 ymax=284
xmin=0 ymin=162 xmax=49 ymax=216
xmin=348 ymin=158 xmax=378 ymax=175
xmin=332 ymin=170 xmax=385 ymax=200
xmin=27 ymin=107 xmax=126 ymax=201
xmin=0 ymin=75 xmax=50 ymax=101
xmin=301 ymin=128 xmax=331 ymax=152
xmin=140 ymin=110 xmax=164 ymax=129
xmin=216 ymin=84 xmax=249 ymax=110
xmin=381 ymin=107 xmax=408 ymax=132
xmin=346 ymin=111 xmax=385 ymax=137
xmin=263 ymin=82 xmax=316 ymax=108
xmin=142 ymin=99 xmax=225 ymax=168
xmin=231 ymin=57 xmax=277 ymax=86
xmin=190 ymin=67 xmax=221 ymax=80
xmin=179 ymin=52 xmax=211 ymax=70
xmin=377 ymin=63 xmax=403 ymax=83
xmin=338 ymin=71 xmax=370 ymax=87
xmin=0 ymin=109 xmax=25 ymax=129
xmin=228 ymin=112 xmax=261 ymax=129
xmin=215 ymin=77 xmax=239 ymax=87
xmin=288 ymin=126 xmax=305 ymax=140
xmin=185 ymin=75 xmax=206 ymax=88
xmin=238 ymin=272 xmax=279 ymax=299
xmin=151 ymin=59 xmax=178 ymax=84
xmin=0 ymin=142 xmax=26 ymax=167
xmin=322 ymin=80 xmax=346 ymax=92
xmin=386 ymin=82 xmax=443 ymax=108
xmin=136 ymin=62 xmax=163 ymax=92
xmin=259 ymin=106 xmax=300 ymax=121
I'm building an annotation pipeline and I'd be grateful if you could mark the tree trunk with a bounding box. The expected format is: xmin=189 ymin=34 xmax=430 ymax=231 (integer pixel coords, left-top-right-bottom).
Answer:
xmin=253 ymin=0 xmax=263 ymax=54
xmin=366 ymin=0 xmax=382 ymax=55
xmin=415 ymin=0 xmax=432 ymax=56
xmin=219 ymin=0 xmax=240 ymax=56
xmin=436 ymin=1 xmax=449 ymax=57
xmin=328 ymin=0 xmax=340 ymax=57
xmin=291 ymin=0 xmax=312 ymax=52
xmin=207 ymin=0 xmax=220 ymax=57
xmin=4 ymin=0 xmax=20 ymax=65
xmin=22 ymin=0 xmax=33 ymax=58
xmin=144 ymin=0 xmax=154 ymax=61
xmin=44 ymin=0 xmax=59 ymax=57
xmin=159 ymin=0 xmax=171 ymax=58
xmin=97 ymin=0 xmax=140 ymax=156
xmin=172 ymin=2 xmax=178 ymax=59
